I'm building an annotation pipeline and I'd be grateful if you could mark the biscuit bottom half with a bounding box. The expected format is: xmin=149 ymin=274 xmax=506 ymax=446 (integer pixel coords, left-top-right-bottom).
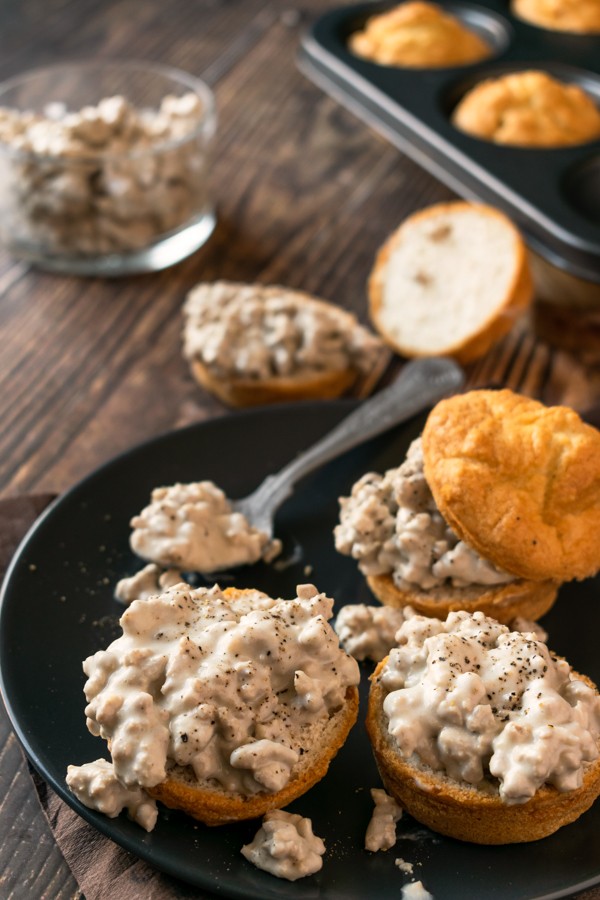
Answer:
xmin=367 ymin=663 xmax=600 ymax=844
xmin=366 ymin=573 xmax=559 ymax=625
xmin=147 ymin=684 xmax=359 ymax=826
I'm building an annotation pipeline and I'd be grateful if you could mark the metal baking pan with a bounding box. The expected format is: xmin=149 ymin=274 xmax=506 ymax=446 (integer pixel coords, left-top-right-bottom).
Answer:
xmin=298 ymin=1 xmax=600 ymax=284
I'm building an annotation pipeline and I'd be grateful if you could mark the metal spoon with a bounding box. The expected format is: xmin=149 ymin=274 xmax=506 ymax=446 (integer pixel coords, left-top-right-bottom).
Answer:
xmin=232 ymin=356 xmax=465 ymax=539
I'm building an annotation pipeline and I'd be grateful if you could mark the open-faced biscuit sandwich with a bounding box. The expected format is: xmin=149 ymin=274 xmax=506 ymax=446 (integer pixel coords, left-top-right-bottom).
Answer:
xmin=66 ymin=583 xmax=359 ymax=828
xmin=367 ymin=608 xmax=600 ymax=843
xmin=182 ymin=281 xmax=389 ymax=407
xmin=335 ymin=389 xmax=600 ymax=624
xmin=348 ymin=1 xmax=491 ymax=68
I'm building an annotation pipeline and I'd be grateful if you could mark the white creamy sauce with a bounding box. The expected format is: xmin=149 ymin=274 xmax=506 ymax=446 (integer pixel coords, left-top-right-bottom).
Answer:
xmin=241 ymin=809 xmax=326 ymax=880
xmin=401 ymin=880 xmax=434 ymax=900
xmin=130 ymin=480 xmax=281 ymax=573
xmin=395 ymin=858 xmax=414 ymax=874
xmin=365 ymin=787 xmax=403 ymax=851
xmin=335 ymin=438 xmax=514 ymax=592
xmin=335 ymin=604 xmax=409 ymax=662
xmin=183 ymin=281 xmax=382 ymax=380
xmin=66 ymin=759 xmax=158 ymax=831
xmin=380 ymin=610 xmax=600 ymax=804
xmin=114 ymin=563 xmax=184 ymax=604
xmin=81 ymin=583 xmax=359 ymax=797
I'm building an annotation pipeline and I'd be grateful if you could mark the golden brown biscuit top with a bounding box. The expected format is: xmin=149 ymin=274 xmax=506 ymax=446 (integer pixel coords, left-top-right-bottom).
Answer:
xmin=512 ymin=0 xmax=600 ymax=33
xmin=422 ymin=389 xmax=600 ymax=582
xmin=349 ymin=1 xmax=491 ymax=67
xmin=452 ymin=70 xmax=600 ymax=147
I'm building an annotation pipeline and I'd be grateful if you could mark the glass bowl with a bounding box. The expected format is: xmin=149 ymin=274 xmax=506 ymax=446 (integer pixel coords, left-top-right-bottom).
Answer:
xmin=0 ymin=61 xmax=216 ymax=276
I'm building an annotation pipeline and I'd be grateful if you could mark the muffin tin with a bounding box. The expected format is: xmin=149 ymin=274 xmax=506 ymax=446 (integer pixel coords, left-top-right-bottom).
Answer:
xmin=298 ymin=1 xmax=600 ymax=283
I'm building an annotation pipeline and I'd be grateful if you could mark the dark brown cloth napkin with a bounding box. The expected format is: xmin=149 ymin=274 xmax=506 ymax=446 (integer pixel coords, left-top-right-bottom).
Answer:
xmin=2 ymin=494 xmax=600 ymax=900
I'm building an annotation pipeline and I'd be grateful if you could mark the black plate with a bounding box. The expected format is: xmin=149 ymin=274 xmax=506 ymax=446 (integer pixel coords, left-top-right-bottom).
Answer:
xmin=1 ymin=400 xmax=599 ymax=900
xmin=298 ymin=1 xmax=600 ymax=283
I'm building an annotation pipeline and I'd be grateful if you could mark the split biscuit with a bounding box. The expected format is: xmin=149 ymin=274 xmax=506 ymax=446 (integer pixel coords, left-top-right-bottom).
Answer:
xmin=183 ymin=281 xmax=388 ymax=407
xmin=422 ymin=389 xmax=600 ymax=583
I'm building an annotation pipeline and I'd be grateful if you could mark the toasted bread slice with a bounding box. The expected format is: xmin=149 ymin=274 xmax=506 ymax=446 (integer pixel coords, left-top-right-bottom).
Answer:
xmin=369 ymin=202 xmax=533 ymax=364
xmin=367 ymin=659 xmax=600 ymax=843
xmin=366 ymin=573 xmax=558 ymax=624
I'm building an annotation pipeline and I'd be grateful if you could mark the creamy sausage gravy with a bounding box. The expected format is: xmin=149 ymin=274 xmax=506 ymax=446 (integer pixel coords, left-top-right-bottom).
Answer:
xmin=335 ymin=438 xmax=514 ymax=592
xmin=241 ymin=809 xmax=325 ymax=880
xmin=130 ymin=480 xmax=281 ymax=573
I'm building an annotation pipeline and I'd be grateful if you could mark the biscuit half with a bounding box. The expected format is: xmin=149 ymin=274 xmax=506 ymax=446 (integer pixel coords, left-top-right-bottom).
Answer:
xmin=367 ymin=659 xmax=600 ymax=843
xmin=422 ymin=390 xmax=600 ymax=583
xmin=369 ymin=202 xmax=533 ymax=364
xmin=366 ymin=574 xmax=559 ymax=624
xmin=186 ymin=286 xmax=390 ymax=408
xmin=146 ymin=586 xmax=359 ymax=825
xmin=190 ymin=358 xmax=359 ymax=408
xmin=149 ymin=684 xmax=358 ymax=825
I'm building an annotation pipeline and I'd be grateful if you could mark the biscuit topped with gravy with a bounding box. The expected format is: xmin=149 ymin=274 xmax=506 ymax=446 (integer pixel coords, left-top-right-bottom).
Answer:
xmin=335 ymin=389 xmax=600 ymax=621
xmin=183 ymin=281 xmax=387 ymax=407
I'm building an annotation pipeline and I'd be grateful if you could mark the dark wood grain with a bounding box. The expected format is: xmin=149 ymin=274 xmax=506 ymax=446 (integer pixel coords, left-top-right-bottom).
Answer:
xmin=1 ymin=0 xmax=599 ymax=897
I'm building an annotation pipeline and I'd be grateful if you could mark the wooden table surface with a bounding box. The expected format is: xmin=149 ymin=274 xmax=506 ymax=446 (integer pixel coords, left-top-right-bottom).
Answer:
xmin=1 ymin=1 xmax=599 ymax=898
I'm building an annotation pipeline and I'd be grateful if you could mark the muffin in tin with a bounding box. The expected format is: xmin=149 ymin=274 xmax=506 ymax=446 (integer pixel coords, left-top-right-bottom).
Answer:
xmin=452 ymin=70 xmax=600 ymax=147
xmin=349 ymin=1 xmax=491 ymax=68
xmin=512 ymin=0 xmax=600 ymax=34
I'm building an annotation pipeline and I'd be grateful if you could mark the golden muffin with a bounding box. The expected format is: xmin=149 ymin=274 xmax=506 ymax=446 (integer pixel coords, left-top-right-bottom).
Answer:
xmin=452 ymin=70 xmax=600 ymax=147
xmin=367 ymin=609 xmax=600 ymax=843
xmin=349 ymin=1 xmax=491 ymax=67
xmin=513 ymin=0 xmax=600 ymax=33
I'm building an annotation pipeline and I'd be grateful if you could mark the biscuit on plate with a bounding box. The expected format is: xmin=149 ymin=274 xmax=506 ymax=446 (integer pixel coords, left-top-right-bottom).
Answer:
xmin=452 ymin=70 xmax=600 ymax=147
xmin=367 ymin=609 xmax=600 ymax=843
xmin=349 ymin=1 xmax=491 ymax=67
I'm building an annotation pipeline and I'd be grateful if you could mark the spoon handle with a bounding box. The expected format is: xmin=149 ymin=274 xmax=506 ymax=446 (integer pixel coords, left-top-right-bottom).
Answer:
xmin=244 ymin=357 xmax=464 ymax=528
